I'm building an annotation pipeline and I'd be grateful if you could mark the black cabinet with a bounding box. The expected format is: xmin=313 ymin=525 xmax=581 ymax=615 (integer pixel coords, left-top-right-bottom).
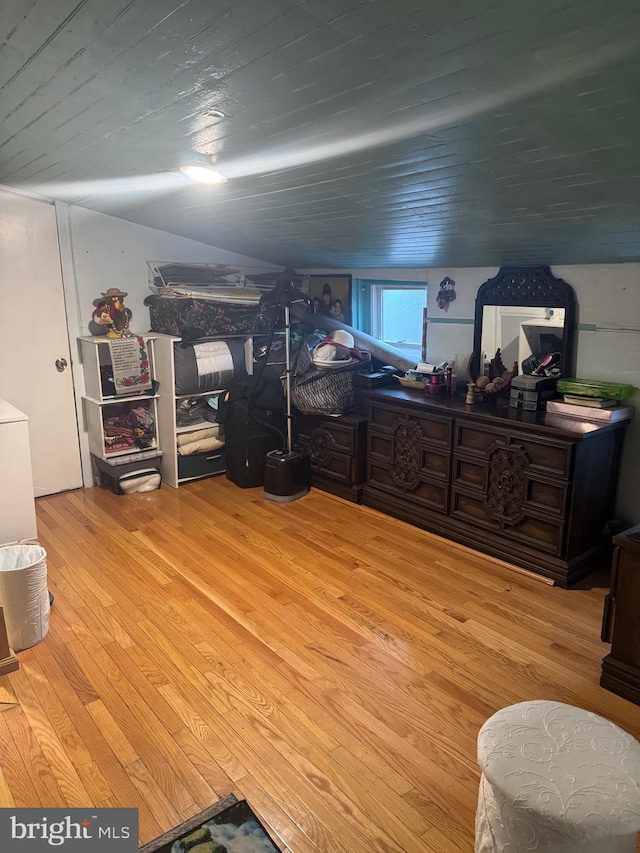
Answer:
xmin=296 ymin=414 xmax=367 ymax=503
xmin=601 ymin=524 xmax=640 ymax=706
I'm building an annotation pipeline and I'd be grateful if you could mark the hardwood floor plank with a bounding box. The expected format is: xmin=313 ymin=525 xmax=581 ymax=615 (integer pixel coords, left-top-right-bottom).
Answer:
xmin=156 ymin=683 xmax=249 ymax=784
xmin=0 ymin=483 xmax=635 ymax=852
xmin=0 ymin=714 xmax=42 ymax=806
xmin=66 ymin=638 xmax=198 ymax=814
xmin=1 ymin=706 xmax=67 ymax=807
xmin=234 ymin=773 xmax=327 ymax=853
xmin=85 ymin=699 xmax=139 ymax=768
xmin=7 ymin=667 xmax=92 ymax=806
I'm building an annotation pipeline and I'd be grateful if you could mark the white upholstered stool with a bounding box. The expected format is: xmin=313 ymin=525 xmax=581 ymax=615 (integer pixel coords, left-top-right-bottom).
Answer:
xmin=475 ymin=700 xmax=640 ymax=852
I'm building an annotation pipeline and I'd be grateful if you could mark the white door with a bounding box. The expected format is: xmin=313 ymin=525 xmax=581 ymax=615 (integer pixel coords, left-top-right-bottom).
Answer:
xmin=0 ymin=189 xmax=83 ymax=496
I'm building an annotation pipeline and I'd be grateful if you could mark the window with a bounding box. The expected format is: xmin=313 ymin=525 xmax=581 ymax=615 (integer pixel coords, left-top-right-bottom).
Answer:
xmin=370 ymin=282 xmax=427 ymax=361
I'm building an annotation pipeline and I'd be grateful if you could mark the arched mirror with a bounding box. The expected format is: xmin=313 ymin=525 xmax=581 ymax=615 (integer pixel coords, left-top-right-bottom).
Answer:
xmin=471 ymin=267 xmax=576 ymax=380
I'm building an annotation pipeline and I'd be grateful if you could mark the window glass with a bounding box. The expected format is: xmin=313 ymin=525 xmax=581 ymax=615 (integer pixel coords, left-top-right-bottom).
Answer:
xmin=371 ymin=283 xmax=427 ymax=360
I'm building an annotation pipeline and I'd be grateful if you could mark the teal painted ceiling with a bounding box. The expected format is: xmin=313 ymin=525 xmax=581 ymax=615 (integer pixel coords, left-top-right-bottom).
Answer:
xmin=1 ymin=0 xmax=639 ymax=268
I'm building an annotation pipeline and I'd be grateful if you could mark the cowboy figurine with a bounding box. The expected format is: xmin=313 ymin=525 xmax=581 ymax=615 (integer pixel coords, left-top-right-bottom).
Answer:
xmin=92 ymin=288 xmax=133 ymax=338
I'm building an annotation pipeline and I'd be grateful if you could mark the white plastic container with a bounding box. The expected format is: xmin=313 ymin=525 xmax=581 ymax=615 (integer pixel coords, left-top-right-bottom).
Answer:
xmin=0 ymin=544 xmax=50 ymax=651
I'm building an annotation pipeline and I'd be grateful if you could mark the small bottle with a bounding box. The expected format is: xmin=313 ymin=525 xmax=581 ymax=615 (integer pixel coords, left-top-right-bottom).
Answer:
xmin=465 ymin=382 xmax=477 ymax=405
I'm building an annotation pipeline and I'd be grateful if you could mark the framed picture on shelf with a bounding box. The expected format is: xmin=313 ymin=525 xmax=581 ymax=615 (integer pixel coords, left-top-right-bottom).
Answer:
xmin=307 ymin=275 xmax=352 ymax=325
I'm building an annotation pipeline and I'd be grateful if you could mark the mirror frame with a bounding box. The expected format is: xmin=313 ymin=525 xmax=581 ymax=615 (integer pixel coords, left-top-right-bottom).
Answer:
xmin=471 ymin=266 xmax=576 ymax=380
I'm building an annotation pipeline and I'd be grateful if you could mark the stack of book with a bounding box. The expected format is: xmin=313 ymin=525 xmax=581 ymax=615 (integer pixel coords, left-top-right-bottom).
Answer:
xmin=547 ymin=394 xmax=634 ymax=422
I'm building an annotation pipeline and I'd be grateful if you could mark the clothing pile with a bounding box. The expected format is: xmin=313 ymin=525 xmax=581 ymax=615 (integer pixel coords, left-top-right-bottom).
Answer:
xmin=103 ymin=401 xmax=156 ymax=454
xmin=175 ymin=396 xmax=218 ymax=428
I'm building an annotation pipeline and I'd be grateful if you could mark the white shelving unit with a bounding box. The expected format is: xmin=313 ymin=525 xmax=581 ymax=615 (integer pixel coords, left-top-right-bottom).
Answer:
xmin=154 ymin=333 xmax=253 ymax=488
xmin=78 ymin=336 xmax=161 ymax=464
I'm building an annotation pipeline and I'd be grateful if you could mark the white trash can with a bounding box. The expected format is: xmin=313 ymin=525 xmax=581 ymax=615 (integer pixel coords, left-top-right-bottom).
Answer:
xmin=0 ymin=544 xmax=50 ymax=651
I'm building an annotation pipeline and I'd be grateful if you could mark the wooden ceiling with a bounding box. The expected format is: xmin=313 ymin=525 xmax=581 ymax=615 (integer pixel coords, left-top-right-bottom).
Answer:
xmin=1 ymin=0 xmax=639 ymax=268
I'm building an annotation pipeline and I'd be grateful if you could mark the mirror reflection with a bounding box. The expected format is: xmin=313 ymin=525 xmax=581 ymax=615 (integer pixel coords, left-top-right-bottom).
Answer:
xmin=480 ymin=306 xmax=565 ymax=376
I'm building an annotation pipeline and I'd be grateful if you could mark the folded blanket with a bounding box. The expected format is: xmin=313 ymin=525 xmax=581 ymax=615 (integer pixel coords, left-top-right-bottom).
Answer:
xmin=177 ymin=436 xmax=224 ymax=456
xmin=176 ymin=426 xmax=221 ymax=447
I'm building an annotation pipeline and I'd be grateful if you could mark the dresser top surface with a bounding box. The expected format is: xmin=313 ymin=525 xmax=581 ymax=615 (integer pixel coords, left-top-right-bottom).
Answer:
xmin=365 ymin=386 xmax=629 ymax=440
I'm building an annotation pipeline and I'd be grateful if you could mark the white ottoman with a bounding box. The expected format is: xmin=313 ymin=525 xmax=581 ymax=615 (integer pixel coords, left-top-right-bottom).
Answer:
xmin=476 ymin=700 xmax=640 ymax=852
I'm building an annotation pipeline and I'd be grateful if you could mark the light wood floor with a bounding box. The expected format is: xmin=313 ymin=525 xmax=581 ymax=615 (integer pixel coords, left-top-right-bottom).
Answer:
xmin=1 ymin=480 xmax=638 ymax=852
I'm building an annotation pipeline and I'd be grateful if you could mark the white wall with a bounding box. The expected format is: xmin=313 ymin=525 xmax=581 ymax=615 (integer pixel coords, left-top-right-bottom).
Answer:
xmin=58 ymin=204 xmax=279 ymax=485
xmin=61 ymin=204 xmax=279 ymax=340
xmin=308 ymin=264 xmax=640 ymax=523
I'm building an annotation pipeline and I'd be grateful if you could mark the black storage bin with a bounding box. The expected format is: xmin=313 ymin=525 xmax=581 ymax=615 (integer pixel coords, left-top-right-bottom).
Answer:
xmin=93 ymin=453 xmax=163 ymax=495
xmin=177 ymin=450 xmax=226 ymax=481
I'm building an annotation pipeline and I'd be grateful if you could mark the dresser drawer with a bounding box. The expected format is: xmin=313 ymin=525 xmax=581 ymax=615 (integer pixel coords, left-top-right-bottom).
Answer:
xmin=368 ymin=461 xmax=448 ymax=513
xmin=297 ymin=414 xmax=365 ymax=456
xmin=451 ymin=485 xmax=565 ymax=554
xmin=300 ymin=445 xmax=354 ymax=484
xmin=502 ymin=512 xmax=566 ymax=555
xmin=296 ymin=414 xmax=367 ymax=498
xmin=508 ymin=434 xmax=574 ymax=479
xmin=369 ymin=403 xmax=452 ymax=449
xmin=455 ymin=422 xmax=508 ymax=457
xmin=454 ymin=454 xmax=569 ymax=517
xmin=455 ymin=422 xmax=574 ymax=479
xmin=524 ymin=474 xmax=568 ymax=517
xmin=369 ymin=432 xmax=450 ymax=482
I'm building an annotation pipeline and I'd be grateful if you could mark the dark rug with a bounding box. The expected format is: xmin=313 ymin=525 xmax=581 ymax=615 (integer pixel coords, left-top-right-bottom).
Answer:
xmin=139 ymin=794 xmax=281 ymax=853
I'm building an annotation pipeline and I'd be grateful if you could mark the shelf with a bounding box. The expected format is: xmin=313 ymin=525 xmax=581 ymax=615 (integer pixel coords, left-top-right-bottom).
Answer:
xmin=154 ymin=333 xmax=250 ymax=488
xmin=175 ymin=389 xmax=225 ymax=400
xmin=78 ymin=335 xmax=156 ymax=403
xmin=103 ymin=441 xmax=159 ymax=460
xmin=175 ymin=422 xmax=215 ymax=435
xmin=83 ymin=395 xmax=159 ymax=462
xmin=84 ymin=393 xmax=159 ymax=404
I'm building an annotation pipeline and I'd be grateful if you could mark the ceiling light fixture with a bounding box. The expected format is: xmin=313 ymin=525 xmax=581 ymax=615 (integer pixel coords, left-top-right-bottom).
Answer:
xmin=179 ymin=162 xmax=227 ymax=184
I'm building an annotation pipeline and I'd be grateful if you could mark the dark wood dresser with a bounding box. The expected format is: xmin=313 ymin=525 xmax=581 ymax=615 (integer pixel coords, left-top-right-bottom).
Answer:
xmin=601 ymin=524 xmax=640 ymax=705
xmin=362 ymin=387 xmax=629 ymax=587
xmin=296 ymin=413 xmax=368 ymax=503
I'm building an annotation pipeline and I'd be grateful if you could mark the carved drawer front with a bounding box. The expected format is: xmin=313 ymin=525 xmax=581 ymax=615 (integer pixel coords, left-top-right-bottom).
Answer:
xmin=453 ymin=455 xmax=487 ymax=492
xmin=369 ymin=403 xmax=452 ymax=448
xmin=309 ymin=450 xmax=353 ymax=484
xmin=297 ymin=416 xmax=358 ymax=455
xmin=368 ymin=415 xmax=451 ymax=481
xmin=455 ymin=422 xmax=508 ymax=457
xmin=451 ymin=486 xmax=565 ymax=553
xmin=507 ymin=434 xmax=573 ymax=479
xmin=421 ymin=447 xmax=450 ymax=482
xmin=502 ymin=513 xmax=565 ymax=554
xmin=450 ymin=487 xmax=501 ymax=531
xmin=369 ymin=431 xmax=394 ymax=465
xmin=368 ymin=461 xmax=448 ymax=512
xmin=524 ymin=475 xmax=568 ymax=518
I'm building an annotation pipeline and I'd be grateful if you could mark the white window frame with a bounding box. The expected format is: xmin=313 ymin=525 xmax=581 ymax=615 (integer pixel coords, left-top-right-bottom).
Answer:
xmin=371 ymin=282 xmax=427 ymax=361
